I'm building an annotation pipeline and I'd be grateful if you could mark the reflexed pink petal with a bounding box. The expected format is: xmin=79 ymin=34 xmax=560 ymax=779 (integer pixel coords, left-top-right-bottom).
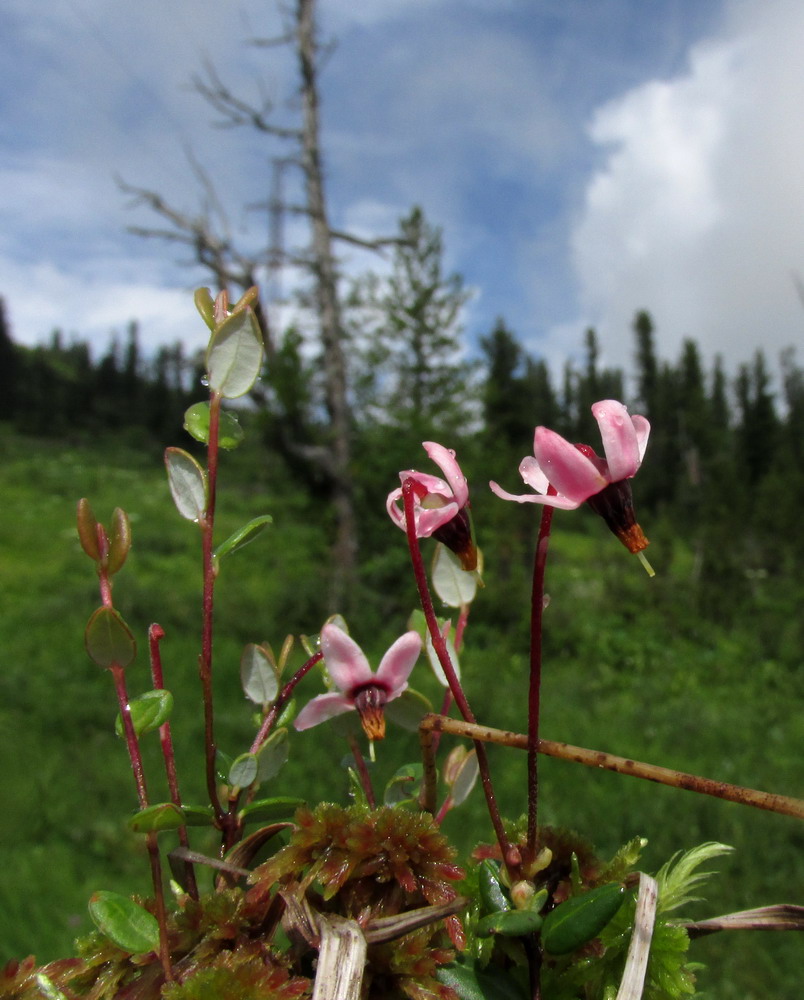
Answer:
xmin=632 ymin=415 xmax=650 ymax=463
xmin=591 ymin=400 xmax=641 ymax=481
xmin=533 ymin=427 xmax=607 ymax=501
xmin=400 ymin=469 xmax=451 ymax=496
xmin=423 ymin=442 xmax=469 ymax=506
xmin=519 ymin=456 xmax=551 ymax=495
xmin=386 ymin=487 xmax=405 ymax=529
xmin=375 ymin=631 xmax=422 ymax=696
xmin=415 ymin=502 xmax=460 ymax=537
xmin=489 ymin=480 xmax=583 ymax=509
xmin=321 ymin=624 xmax=373 ymax=691
xmin=294 ymin=692 xmax=354 ymax=731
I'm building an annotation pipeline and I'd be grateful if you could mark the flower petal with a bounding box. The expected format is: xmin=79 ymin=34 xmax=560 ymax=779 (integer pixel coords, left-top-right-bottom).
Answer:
xmin=591 ymin=400 xmax=642 ymax=481
xmin=294 ymin=692 xmax=354 ymax=731
xmin=423 ymin=442 xmax=469 ymax=507
xmin=321 ymin=624 xmax=373 ymax=692
xmin=374 ymin=631 xmax=422 ymax=697
xmin=533 ymin=427 xmax=607 ymax=501
xmin=519 ymin=456 xmax=550 ymax=495
xmin=489 ymin=480 xmax=583 ymax=509
xmin=632 ymin=415 xmax=650 ymax=463
xmin=415 ymin=502 xmax=460 ymax=537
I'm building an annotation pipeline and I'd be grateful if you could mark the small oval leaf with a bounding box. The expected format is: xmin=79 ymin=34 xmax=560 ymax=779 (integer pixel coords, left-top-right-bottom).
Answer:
xmin=240 ymin=644 xmax=279 ymax=704
xmin=229 ymin=752 xmax=258 ymax=789
xmin=425 ymin=625 xmax=460 ymax=685
xmin=432 ymin=543 xmax=478 ymax=607
xmin=128 ymin=803 xmax=186 ymax=833
xmin=215 ymin=515 xmax=272 ymax=563
xmin=476 ymin=908 xmax=543 ymax=938
xmin=239 ymin=796 xmax=305 ymax=823
xmin=107 ymin=508 xmax=131 ymax=575
xmin=194 ymin=287 xmax=216 ymax=330
xmin=76 ymin=498 xmax=101 ymax=562
xmin=88 ymin=891 xmax=160 ymax=954
xmin=85 ymin=607 xmax=136 ymax=669
xmin=384 ymin=763 xmax=423 ymax=807
xmin=384 ymin=687 xmax=432 ymax=732
xmin=183 ymin=401 xmax=245 ymax=450
xmin=449 ymin=749 xmax=479 ymax=807
xmin=206 ymin=308 xmax=264 ymax=399
xmin=181 ymin=803 xmax=216 ymax=826
xmin=437 ymin=960 xmax=526 ymax=1000
xmin=478 ymin=860 xmax=510 ymax=915
xmin=115 ymin=689 xmax=173 ymax=738
xmin=165 ymin=447 xmax=208 ymax=522
xmin=255 ymin=728 xmax=289 ymax=783
xmin=541 ymin=883 xmax=626 ymax=955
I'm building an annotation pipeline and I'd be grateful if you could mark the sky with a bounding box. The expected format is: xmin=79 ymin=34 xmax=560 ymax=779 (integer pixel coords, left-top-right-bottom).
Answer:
xmin=3 ymin=0 xmax=804 ymax=386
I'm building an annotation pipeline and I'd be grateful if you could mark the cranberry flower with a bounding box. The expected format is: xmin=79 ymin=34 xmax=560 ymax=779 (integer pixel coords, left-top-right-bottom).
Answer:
xmin=386 ymin=441 xmax=477 ymax=570
xmin=294 ymin=624 xmax=422 ymax=741
xmin=490 ymin=399 xmax=651 ymax=556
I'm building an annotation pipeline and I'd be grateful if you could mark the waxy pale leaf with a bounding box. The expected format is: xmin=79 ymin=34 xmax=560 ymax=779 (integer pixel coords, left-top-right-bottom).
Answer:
xmin=215 ymin=515 xmax=272 ymax=562
xmin=194 ymin=287 xmax=216 ymax=330
xmin=128 ymin=802 xmax=186 ymax=833
xmin=445 ymin=747 xmax=479 ymax=807
xmin=425 ymin=625 xmax=461 ymax=685
xmin=384 ymin=688 xmax=432 ymax=731
xmin=88 ymin=891 xmax=160 ymax=954
xmin=206 ymin=307 xmax=264 ymax=398
xmin=432 ymin=543 xmax=478 ymax=607
xmin=240 ymin=644 xmax=279 ymax=704
xmin=229 ymin=752 xmax=259 ymax=789
xmin=255 ymin=727 xmax=289 ymax=783
xmin=85 ymin=607 xmax=136 ymax=669
xmin=165 ymin=447 xmax=207 ymax=522
xmin=183 ymin=401 xmax=245 ymax=450
xmin=115 ymin=689 xmax=173 ymax=738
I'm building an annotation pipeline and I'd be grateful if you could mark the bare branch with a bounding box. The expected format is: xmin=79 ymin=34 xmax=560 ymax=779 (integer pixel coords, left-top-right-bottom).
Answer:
xmin=192 ymin=57 xmax=302 ymax=139
xmin=329 ymin=229 xmax=409 ymax=253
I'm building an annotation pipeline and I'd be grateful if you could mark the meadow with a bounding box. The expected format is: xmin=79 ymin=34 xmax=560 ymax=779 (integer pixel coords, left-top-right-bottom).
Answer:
xmin=0 ymin=425 xmax=801 ymax=998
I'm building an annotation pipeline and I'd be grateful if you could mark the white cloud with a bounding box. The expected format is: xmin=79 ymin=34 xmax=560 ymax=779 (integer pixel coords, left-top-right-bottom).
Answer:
xmin=565 ymin=0 xmax=804 ymax=374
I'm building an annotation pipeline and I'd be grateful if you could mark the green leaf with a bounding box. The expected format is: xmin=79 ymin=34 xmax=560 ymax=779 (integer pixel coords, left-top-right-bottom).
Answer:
xmin=437 ymin=960 xmax=528 ymax=1000
xmin=180 ymin=804 xmax=216 ymax=826
xmin=229 ymin=752 xmax=258 ymax=789
xmin=206 ymin=307 xmax=264 ymax=398
xmin=384 ymin=687 xmax=432 ymax=731
xmin=432 ymin=543 xmax=478 ymax=607
xmin=85 ymin=606 xmax=136 ymax=669
xmin=541 ymin=883 xmax=626 ymax=955
xmin=88 ymin=891 xmax=160 ymax=954
xmin=383 ymin=763 xmax=423 ymax=807
xmin=239 ymin=796 xmax=305 ymax=823
xmin=115 ymin=689 xmax=173 ymax=738
xmin=476 ymin=908 xmax=543 ymax=937
xmin=255 ymin=728 xmax=289 ymax=783
xmin=164 ymin=447 xmax=207 ymax=522
xmin=194 ymin=287 xmax=216 ymax=330
xmin=425 ymin=624 xmax=461 ymax=684
xmin=76 ymin=498 xmax=101 ymax=561
xmin=106 ymin=508 xmax=131 ymax=575
xmin=183 ymin=401 xmax=245 ymax=450
xmin=128 ymin=802 xmax=186 ymax=833
xmin=240 ymin=643 xmax=279 ymax=704
xmin=215 ymin=515 xmax=272 ymax=562
xmin=446 ymin=747 xmax=479 ymax=807
xmin=478 ymin=860 xmax=510 ymax=915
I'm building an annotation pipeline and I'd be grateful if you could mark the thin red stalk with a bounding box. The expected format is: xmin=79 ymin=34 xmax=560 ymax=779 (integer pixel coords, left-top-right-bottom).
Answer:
xmin=348 ymin=733 xmax=376 ymax=808
xmin=95 ymin=526 xmax=113 ymax=608
xmin=249 ymin=650 xmax=324 ymax=754
xmin=109 ymin=663 xmax=172 ymax=981
xmin=200 ymin=392 xmax=223 ymax=822
xmin=402 ymin=479 xmax=514 ymax=871
xmin=526 ymin=500 xmax=554 ymax=862
xmin=149 ymin=625 xmax=198 ymax=900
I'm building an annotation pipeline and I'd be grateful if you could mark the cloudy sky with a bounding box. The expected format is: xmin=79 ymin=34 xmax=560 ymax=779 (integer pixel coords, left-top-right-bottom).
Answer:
xmin=3 ymin=0 xmax=804 ymax=382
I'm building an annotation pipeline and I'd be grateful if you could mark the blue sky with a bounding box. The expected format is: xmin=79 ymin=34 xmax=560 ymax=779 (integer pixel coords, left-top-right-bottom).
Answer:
xmin=3 ymin=0 xmax=804 ymax=383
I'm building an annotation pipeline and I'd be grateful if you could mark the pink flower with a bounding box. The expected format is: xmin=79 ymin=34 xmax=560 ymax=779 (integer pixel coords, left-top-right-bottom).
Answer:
xmin=387 ymin=442 xmax=477 ymax=570
xmin=294 ymin=624 xmax=422 ymax=740
xmin=490 ymin=399 xmax=651 ymax=553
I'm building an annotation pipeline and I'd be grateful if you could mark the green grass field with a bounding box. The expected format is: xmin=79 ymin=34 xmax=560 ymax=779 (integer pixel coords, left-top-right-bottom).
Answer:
xmin=0 ymin=427 xmax=801 ymax=998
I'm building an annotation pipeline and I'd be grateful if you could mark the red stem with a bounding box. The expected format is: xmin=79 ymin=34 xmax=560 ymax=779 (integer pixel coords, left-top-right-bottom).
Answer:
xmin=348 ymin=734 xmax=376 ymax=808
xmin=200 ymin=392 xmax=224 ymax=823
xmin=401 ymin=479 xmax=514 ymax=872
xmin=526 ymin=500 xmax=554 ymax=863
xmin=249 ymin=650 xmax=324 ymax=754
xmin=149 ymin=624 xmax=199 ymax=900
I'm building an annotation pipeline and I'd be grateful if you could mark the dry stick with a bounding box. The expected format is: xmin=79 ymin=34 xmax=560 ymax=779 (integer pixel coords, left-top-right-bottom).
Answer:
xmin=401 ymin=481 xmax=513 ymax=867
xmin=419 ymin=715 xmax=804 ymax=821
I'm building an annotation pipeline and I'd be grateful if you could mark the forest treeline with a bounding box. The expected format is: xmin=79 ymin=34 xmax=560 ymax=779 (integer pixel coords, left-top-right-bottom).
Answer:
xmin=3 ymin=238 xmax=804 ymax=640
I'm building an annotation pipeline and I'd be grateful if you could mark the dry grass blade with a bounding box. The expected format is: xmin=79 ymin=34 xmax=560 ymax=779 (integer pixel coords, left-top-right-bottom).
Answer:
xmin=616 ymin=873 xmax=658 ymax=1000
xmin=312 ymin=914 xmax=367 ymax=1000
xmin=684 ymin=903 xmax=804 ymax=938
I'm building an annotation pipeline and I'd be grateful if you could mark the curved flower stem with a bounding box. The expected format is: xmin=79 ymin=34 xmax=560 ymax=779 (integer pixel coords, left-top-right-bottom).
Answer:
xmin=526 ymin=500 xmax=554 ymax=865
xmin=250 ymin=650 xmax=324 ymax=755
xmin=402 ymin=479 xmax=514 ymax=872
xmin=348 ymin=733 xmax=376 ymax=808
